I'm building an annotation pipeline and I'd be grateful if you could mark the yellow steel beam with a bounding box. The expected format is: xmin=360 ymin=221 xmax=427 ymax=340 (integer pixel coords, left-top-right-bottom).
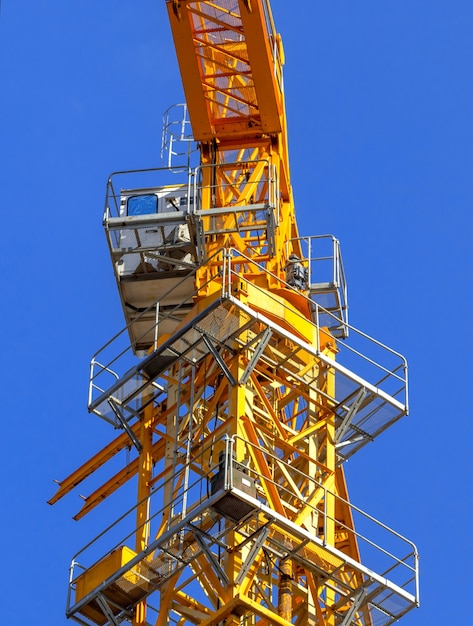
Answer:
xmin=242 ymin=416 xmax=286 ymax=516
xmin=249 ymin=371 xmax=289 ymax=440
xmin=238 ymin=0 xmax=283 ymax=134
xmin=47 ymin=424 xmax=143 ymax=505
xmin=166 ymin=1 xmax=214 ymax=140
xmin=199 ymin=592 xmax=295 ymax=626
xmin=167 ymin=1 xmax=283 ymax=143
xmin=73 ymin=438 xmax=166 ymax=520
xmin=306 ymin=574 xmax=328 ymax=626
xmin=132 ymin=398 xmax=155 ymax=626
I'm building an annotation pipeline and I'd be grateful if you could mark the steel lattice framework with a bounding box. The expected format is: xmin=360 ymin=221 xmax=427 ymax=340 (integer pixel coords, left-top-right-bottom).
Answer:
xmin=50 ymin=2 xmax=419 ymax=626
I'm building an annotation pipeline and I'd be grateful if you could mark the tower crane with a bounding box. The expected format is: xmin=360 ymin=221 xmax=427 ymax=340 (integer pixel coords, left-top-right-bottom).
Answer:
xmin=50 ymin=2 xmax=419 ymax=625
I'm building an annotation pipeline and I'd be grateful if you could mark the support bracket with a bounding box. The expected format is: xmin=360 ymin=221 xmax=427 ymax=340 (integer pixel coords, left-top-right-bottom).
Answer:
xmin=192 ymin=527 xmax=230 ymax=586
xmin=200 ymin=332 xmax=237 ymax=386
xmin=335 ymin=387 xmax=368 ymax=444
xmin=339 ymin=587 xmax=367 ymax=625
xmin=235 ymin=526 xmax=271 ymax=585
xmin=95 ymin=593 xmax=121 ymax=626
xmin=107 ymin=398 xmax=143 ymax=452
xmin=240 ymin=327 xmax=273 ymax=385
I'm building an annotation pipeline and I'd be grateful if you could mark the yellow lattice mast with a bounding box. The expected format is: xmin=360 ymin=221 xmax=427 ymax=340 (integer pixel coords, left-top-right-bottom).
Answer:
xmin=50 ymin=2 xmax=419 ymax=625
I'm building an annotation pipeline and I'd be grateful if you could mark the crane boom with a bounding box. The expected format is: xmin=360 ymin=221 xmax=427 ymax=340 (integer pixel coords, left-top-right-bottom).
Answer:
xmin=167 ymin=0 xmax=294 ymax=291
xmin=50 ymin=2 xmax=419 ymax=626
xmin=167 ymin=0 xmax=284 ymax=140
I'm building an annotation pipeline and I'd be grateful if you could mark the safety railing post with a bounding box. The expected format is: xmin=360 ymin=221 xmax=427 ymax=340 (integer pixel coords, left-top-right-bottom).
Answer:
xmin=404 ymin=358 xmax=410 ymax=414
xmin=224 ymin=435 xmax=234 ymax=490
xmin=187 ymin=169 xmax=194 ymax=216
xmin=154 ymin=302 xmax=160 ymax=350
xmin=307 ymin=236 xmax=312 ymax=285
xmin=88 ymin=360 xmax=95 ymax=408
xmin=222 ymin=250 xmax=227 ymax=297
xmin=415 ymin=549 xmax=420 ymax=605
xmin=222 ymin=249 xmax=232 ymax=298
xmin=323 ymin=487 xmax=327 ymax=546
xmin=335 ymin=238 xmax=341 ymax=286
xmin=67 ymin=560 xmax=76 ymax=614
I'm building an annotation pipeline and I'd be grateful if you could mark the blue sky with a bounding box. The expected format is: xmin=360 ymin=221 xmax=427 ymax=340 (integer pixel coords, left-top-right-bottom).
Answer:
xmin=1 ymin=1 xmax=472 ymax=624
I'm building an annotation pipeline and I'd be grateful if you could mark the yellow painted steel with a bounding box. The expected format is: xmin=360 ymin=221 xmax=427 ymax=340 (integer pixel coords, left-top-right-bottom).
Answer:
xmin=133 ymin=400 xmax=154 ymax=626
xmin=49 ymin=2 xmax=386 ymax=626
xmin=57 ymin=305 xmax=371 ymax=625
xmin=166 ymin=0 xmax=296 ymax=297
xmin=166 ymin=0 xmax=283 ymax=140
xmin=74 ymin=546 xmax=139 ymax=625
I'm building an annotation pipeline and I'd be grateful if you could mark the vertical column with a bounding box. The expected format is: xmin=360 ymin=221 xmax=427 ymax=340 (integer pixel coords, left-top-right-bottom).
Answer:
xmin=133 ymin=399 xmax=154 ymax=626
xmin=223 ymin=347 xmax=248 ymax=596
xmin=322 ymin=353 xmax=337 ymax=626
xmin=278 ymin=555 xmax=293 ymax=620
xmin=307 ymin=360 xmax=322 ymax=626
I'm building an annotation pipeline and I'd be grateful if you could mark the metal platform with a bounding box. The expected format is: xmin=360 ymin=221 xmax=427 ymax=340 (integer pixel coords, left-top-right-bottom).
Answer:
xmin=103 ymin=168 xmax=199 ymax=354
xmin=88 ymin=248 xmax=407 ymax=461
xmin=290 ymin=235 xmax=349 ymax=339
xmin=66 ymin=437 xmax=419 ymax=626
xmin=102 ymin=167 xmax=350 ymax=353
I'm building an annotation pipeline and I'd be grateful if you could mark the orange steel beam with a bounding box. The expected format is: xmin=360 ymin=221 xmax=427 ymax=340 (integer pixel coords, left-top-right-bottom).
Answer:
xmin=47 ymin=426 xmax=142 ymax=505
xmin=73 ymin=438 xmax=166 ymax=520
xmin=237 ymin=0 xmax=283 ymax=134
xmin=167 ymin=1 xmax=215 ymax=140
xmin=167 ymin=1 xmax=283 ymax=143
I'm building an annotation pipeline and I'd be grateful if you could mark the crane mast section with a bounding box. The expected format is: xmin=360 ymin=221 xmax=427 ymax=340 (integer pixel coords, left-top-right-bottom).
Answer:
xmin=49 ymin=2 xmax=420 ymax=625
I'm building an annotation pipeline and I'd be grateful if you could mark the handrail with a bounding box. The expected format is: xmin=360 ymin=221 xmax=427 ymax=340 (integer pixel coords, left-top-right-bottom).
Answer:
xmin=69 ymin=435 xmax=223 ymax=568
xmin=67 ymin=433 xmax=419 ymax=617
xmin=231 ymin=433 xmax=419 ymax=598
xmin=194 ymin=158 xmax=276 ymax=212
xmin=88 ymin=245 xmax=408 ymax=429
xmin=104 ymin=166 xmax=191 ymax=220
xmin=224 ymin=247 xmax=408 ymax=396
xmin=87 ymin=249 xmax=225 ymax=415
xmin=232 ymin=242 xmax=402 ymax=358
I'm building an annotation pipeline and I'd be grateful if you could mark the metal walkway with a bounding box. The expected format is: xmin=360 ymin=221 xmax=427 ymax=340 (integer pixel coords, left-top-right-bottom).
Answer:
xmin=88 ymin=249 xmax=408 ymax=462
xmin=66 ymin=437 xmax=419 ymax=626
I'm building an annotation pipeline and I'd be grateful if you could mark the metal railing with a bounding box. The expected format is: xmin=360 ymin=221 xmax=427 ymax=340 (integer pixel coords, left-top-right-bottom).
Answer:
xmin=66 ymin=435 xmax=419 ymax=625
xmin=229 ymin=435 xmax=419 ymax=605
xmin=261 ymin=0 xmax=284 ymax=93
xmin=87 ymin=251 xmax=224 ymax=424
xmin=194 ymin=159 xmax=277 ymax=211
xmin=222 ymin=248 xmax=408 ymax=460
xmin=104 ymin=166 xmax=192 ymax=220
xmin=224 ymin=248 xmax=407 ymax=405
xmin=88 ymin=246 xmax=407 ymax=459
xmin=290 ymin=234 xmax=349 ymax=336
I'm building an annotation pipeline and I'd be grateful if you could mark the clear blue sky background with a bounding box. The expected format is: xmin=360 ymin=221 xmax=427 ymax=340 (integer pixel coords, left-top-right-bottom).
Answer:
xmin=1 ymin=1 xmax=471 ymax=624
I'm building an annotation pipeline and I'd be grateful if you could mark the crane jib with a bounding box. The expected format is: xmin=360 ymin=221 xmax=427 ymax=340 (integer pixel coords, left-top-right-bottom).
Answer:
xmin=167 ymin=0 xmax=284 ymax=143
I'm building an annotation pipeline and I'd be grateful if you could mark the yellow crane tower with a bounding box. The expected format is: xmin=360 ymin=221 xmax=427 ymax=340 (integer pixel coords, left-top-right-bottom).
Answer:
xmin=50 ymin=2 xmax=419 ymax=625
